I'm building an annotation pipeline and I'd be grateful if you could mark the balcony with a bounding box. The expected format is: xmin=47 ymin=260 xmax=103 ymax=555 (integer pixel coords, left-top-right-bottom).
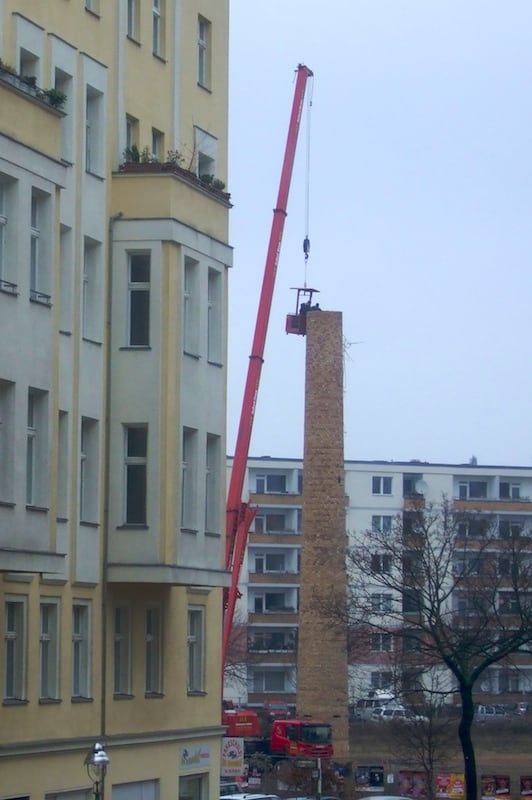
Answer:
xmin=249 ymin=531 xmax=300 ymax=544
xmin=250 ymin=492 xmax=302 ymax=506
xmin=454 ymin=499 xmax=532 ymax=513
xmin=249 ymin=571 xmax=300 ymax=584
xmin=249 ymin=610 xmax=299 ymax=625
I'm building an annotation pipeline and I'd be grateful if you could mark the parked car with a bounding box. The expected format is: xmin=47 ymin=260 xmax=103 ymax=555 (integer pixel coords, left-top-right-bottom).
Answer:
xmin=372 ymin=706 xmax=408 ymax=721
xmin=220 ymin=783 xmax=244 ymax=796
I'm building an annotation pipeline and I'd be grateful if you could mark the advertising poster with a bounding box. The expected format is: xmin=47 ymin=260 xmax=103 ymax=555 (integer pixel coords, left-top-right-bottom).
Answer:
xmin=220 ymin=737 xmax=244 ymax=777
xmin=436 ymin=772 xmax=465 ymax=800
xmin=495 ymin=775 xmax=511 ymax=797
xmin=521 ymin=776 xmax=532 ymax=796
xmin=481 ymin=774 xmax=497 ymax=800
xmin=399 ymin=770 xmax=428 ymax=797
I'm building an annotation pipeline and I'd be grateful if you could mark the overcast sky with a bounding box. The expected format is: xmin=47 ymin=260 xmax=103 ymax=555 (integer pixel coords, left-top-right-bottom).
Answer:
xmin=226 ymin=1 xmax=532 ymax=467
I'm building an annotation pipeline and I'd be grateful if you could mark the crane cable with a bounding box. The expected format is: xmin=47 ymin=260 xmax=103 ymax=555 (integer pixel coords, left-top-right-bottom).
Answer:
xmin=302 ymin=76 xmax=314 ymax=288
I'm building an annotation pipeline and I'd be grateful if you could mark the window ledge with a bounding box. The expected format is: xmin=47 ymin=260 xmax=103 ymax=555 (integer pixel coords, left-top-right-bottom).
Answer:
xmin=85 ymin=169 xmax=105 ymax=181
xmin=145 ymin=691 xmax=164 ymax=699
xmin=30 ymin=292 xmax=52 ymax=307
xmin=26 ymin=504 xmax=49 ymax=514
xmin=181 ymin=527 xmax=198 ymax=535
xmin=153 ymin=52 xmax=166 ymax=64
xmin=71 ymin=695 xmax=94 ymax=703
xmin=127 ymin=34 xmax=141 ymax=47
xmin=187 ymin=690 xmax=207 ymax=697
xmin=0 ymin=500 xmax=15 ymax=508
xmin=0 ymin=281 xmax=18 ymax=296
xmin=197 ymin=82 xmax=212 ymax=94
xmin=80 ymin=520 xmax=100 ymax=528
xmin=207 ymin=359 xmax=223 ymax=368
xmin=85 ymin=7 xmax=101 ymax=18
xmin=116 ymin=523 xmax=149 ymax=530
xmin=59 ymin=329 xmax=72 ymax=337
xmin=3 ymin=698 xmax=29 ymax=706
xmin=113 ymin=693 xmax=134 ymax=700
xmin=82 ymin=336 xmax=103 ymax=346
xmin=184 ymin=350 xmax=201 ymax=360
xmin=205 ymin=530 xmax=221 ymax=538
xmin=39 ymin=697 xmax=62 ymax=705
xmin=119 ymin=345 xmax=152 ymax=351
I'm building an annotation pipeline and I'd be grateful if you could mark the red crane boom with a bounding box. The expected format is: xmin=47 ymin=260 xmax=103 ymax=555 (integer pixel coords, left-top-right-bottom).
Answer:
xmin=223 ymin=64 xmax=313 ymax=671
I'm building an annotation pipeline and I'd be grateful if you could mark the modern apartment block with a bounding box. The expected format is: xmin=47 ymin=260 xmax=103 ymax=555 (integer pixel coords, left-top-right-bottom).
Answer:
xmin=0 ymin=3 xmax=230 ymax=798
xmin=224 ymin=456 xmax=532 ymax=710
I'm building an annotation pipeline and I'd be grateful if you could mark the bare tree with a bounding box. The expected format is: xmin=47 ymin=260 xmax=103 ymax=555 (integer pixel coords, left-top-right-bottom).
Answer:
xmin=342 ymin=498 xmax=532 ymax=800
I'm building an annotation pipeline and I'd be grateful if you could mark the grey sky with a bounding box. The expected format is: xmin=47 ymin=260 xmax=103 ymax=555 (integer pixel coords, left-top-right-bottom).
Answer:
xmin=227 ymin=1 xmax=532 ymax=465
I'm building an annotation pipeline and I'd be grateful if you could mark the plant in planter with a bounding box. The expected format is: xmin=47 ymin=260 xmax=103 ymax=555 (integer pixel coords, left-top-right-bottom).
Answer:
xmin=199 ymin=173 xmax=214 ymax=186
xmin=0 ymin=59 xmax=17 ymax=75
xmin=140 ymin=145 xmax=153 ymax=163
xmin=123 ymin=144 xmax=140 ymax=163
xmin=43 ymin=87 xmax=67 ymax=109
xmin=167 ymin=149 xmax=185 ymax=166
xmin=212 ymin=178 xmax=226 ymax=191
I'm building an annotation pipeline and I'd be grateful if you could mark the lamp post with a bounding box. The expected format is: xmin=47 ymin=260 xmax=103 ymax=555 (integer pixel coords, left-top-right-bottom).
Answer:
xmin=85 ymin=742 xmax=110 ymax=800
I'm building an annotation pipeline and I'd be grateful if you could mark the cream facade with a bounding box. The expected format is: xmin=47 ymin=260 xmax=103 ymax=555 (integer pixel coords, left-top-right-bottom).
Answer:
xmin=225 ymin=456 xmax=532 ymax=710
xmin=0 ymin=2 xmax=230 ymax=798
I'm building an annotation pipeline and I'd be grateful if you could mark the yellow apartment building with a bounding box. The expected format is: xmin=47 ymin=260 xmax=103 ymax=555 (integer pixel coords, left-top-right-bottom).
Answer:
xmin=0 ymin=2 xmax=231 ymax=798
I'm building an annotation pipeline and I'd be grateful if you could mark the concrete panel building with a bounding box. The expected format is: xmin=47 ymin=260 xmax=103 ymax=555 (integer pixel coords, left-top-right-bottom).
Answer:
xmin=0 ymin=2 xmax=230 ymax=798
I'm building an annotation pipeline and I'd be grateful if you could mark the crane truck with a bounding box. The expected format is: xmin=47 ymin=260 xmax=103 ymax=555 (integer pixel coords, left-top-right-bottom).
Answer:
xmin=221 ymin=64 xmax=334 ymax=765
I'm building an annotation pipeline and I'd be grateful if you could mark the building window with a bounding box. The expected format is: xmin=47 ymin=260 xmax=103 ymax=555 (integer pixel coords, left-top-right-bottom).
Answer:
xmin=0 ymin=182 xmax=9 ymax=290
xmin=371 ymin=515 xmax=393 ymax=534
xmin=72 ymin=602 xmax=90 ymax=698
xmin=4 ymin=598 xmax=26 ymax=700
xmin=499 ymin=518 xmax=523 ymax=539
xmin=370 ymin=553 xmax=392 ymax=574
xmin=30 ymin=189 xmax=51 ymax=304
xmin=500 ymin=481 xmax=521 ymax=500
xmin=251 ymin=669 xmax=285 ymax=692
xmin=459 ymin=480 xmax=488 ymax=500
xmin=194 ymin=127 xmax=217 ymax=181
xmin=59 ymin=225 xmax=73 ymax=331
xmin=85 ymin=0 xmax=100 ymax=12
xmin=114 ymin=607 xmax=131 ymax=695
xmin=187 ymin=607 xmax=205 ymax=693
xmin=82 ymin=237 xmax=103 ymax=341
xmin=370 ymin=671 xmax=393 ymax=690
xmin=403 ymin=473 xmax=424 ymax=497
xmin=205 ymin=433 xmax=220 ymax=533
xmin=40 ymin=600 xmax=59 ymax=700
xmin=181 ymin=427 xmax=197 ymax=528
xmin=180 ymin=775 xmax=207 ymax=800
xmin=371 ymin=593 xmax=393 ymax=613
xmin=126 ymin=114 xmax=139 ymax=155
xmin=0 ymin=380 xmax=15 ymax=502
xmin=256 ymin=474 xmax=287 ymax=493
xmin=372 ymin=476 xmax=392 ymax=495
xmin=57 ymin=410 xmax=69 ymax=519
xmin=152 ymin=0 xmax=163 ymax=56
xmin=456 ymin=517 xmax=488 ymax=538
xmin=0 ymin=177 xmax=18 ymax=294
xmin=254 ymin=513 xmax=286 ymax=533
xmin=127 ymin=0 xmax=139 ymax=39
xmin=197 ymin=15 xmax=211 ymax=88
xmin=124 ymin=425 xmax=148 ymax=525
xmin=128 ymin=253 xmax=150 ymax=346
xmin=207 ymin=268 xmax=222 ymax=363
xmin=145 ymin=606 xmax=162 ymax=694
xmin=26 ymin=388 xmax=48 ymax=507
xmin=370 ymin=633 xmax=393 ymax=652
xmin=85 ymin=86 xmax=103 ymax=175
xmin=151 ymin=128 xmax=164 ymax=161
xmin=183 ymin=257 xmax=199 ymax=355
xmin=80 ymin=417 xmax=99 ymax=522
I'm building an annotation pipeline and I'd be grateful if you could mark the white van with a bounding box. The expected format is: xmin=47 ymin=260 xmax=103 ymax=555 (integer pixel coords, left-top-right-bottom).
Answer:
xmin=353 ymin=692 xmax=396 ymax=721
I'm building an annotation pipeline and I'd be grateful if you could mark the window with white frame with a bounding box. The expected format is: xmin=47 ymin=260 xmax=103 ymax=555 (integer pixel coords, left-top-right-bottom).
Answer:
xmin=370 ymin=671 xmax=392 ymax=690
xmin=197 ymin=15 xmax=211 ymax=88
xmin=187 ymin=606 xmax=205 ymax=693
xmin=26 ymin=388 xmax=48 ymax=507
xmin=4 ymin=597 xmax=26 ymax=700
xmin=0 ymin=181 xmax=12 ymax=292
xmin=194 ymin=126 xmax=217 ymax=181
xmin=19 ymin=47 xmax=39 ymax=85
xmin=205 ymin=433 xmax=220 ymax=533
xmin=370 ymin=553 xmax=392 ymax=574
xmin=207 ymin=268 xmax=222 ymax=363
xmin=500 ymin=481 xmax=521 ymax=500
xmin=371 ymin=515 xmax=393 ymax=534
xmin=57 ymin=410 xmax=69 ymax=519
xmin=151 ymin=128 xmax=163 ymax=161
xmin=40 ymin=599 xmax=60 ymax=699
xmin=499 ymin=518 xmax=523 ymax=539
xmin=124 ymin=425 xmax=148 ymax=525
xmin=127 ymin=0 xmax=139 ymax=39
xmin=126 ymin=114 xmax=139 ymax=156
xmin=181 ymin=427 xmax=197 ymax=529
xmin=72 ymin=602 xmax=90 ymax=698
xmin=458 ymin=480 xmax=488 ymax=500
xmin=254 ymin=553 xmax=286 ymax=573
xmin=80 ymin=416 xmax=99 ymax=522
xmin=30 ymin=189 xmax=51 ymax=304
xmin=152 ymin=0 xmax=163 ymax=56
xmin=82 ymin=237 xmax=102 ymax=341
xmin=372 ymin=476 xmax=392 ymax=495
xmin=128 ymin=253 xmax=150 ymax=346
xmin=113 ymin=606 xmax=131 ymax=695
xmin=371 ymin=593 xmax=393 ymax=613
xmin=251 ymin=669 xmax=285 ymax=693
xmin=145 ymin=606 xmax=162 ymax=694
xmin=256 ymin=473 xmax=287 ymax=493
xmin=370 ymin=633 xmax=393 ymax=652
xmin=183 ymin=256 xmax=199 ymax=354
xmin=0 ymin=380 xmax=15 ymax=502
xmin=55 ymin=67 xmax=74 ymax=162
xmin=59 ymin=225 xmax=73 ymax=331
xmin=85 ymin=85 xmax=103 ymax=175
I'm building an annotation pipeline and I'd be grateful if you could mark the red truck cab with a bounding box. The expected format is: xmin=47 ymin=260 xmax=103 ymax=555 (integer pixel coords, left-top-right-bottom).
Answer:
xmin=270 ymin=719 xmax=333 ymax=759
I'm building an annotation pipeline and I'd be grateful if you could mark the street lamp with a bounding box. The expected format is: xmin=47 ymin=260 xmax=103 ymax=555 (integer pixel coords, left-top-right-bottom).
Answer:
xmin=85 ymin=742 xmax=110 ymax=800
